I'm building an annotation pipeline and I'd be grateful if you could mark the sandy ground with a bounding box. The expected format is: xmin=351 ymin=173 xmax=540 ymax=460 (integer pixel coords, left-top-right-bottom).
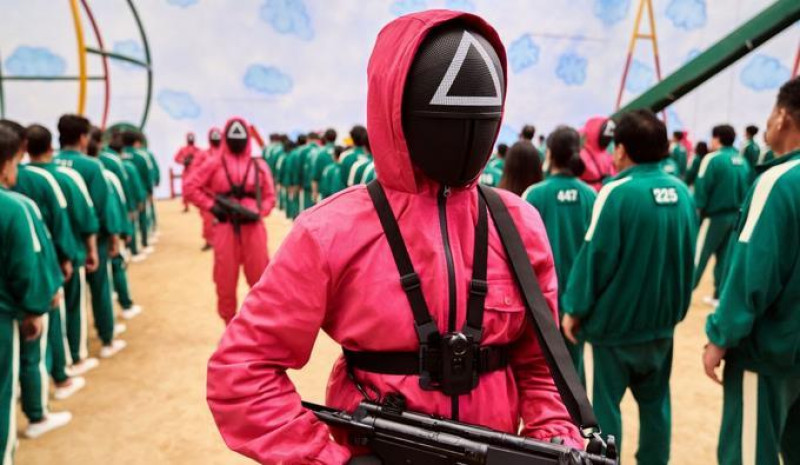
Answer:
xmin=17 ymin=199 xmax=723 ymax=464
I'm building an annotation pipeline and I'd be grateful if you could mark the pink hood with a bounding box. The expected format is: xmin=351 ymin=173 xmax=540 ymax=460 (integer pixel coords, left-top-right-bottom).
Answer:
xmin=367 ymin=9 xmax=507 ymax=194
xmin=579 ymin=116 xmax=616 ymax=191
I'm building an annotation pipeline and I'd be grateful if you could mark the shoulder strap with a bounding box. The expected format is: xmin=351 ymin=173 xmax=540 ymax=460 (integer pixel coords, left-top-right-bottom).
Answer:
xmin=367 ymin=181 xmax=438 ymax=344
xmin=463 ymin=193 xmax=488 ymax=342
xmin=477 ymin=184 xmax=599 ymax=435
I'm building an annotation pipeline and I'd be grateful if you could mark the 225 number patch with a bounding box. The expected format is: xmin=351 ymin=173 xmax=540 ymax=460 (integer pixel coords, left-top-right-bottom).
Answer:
xmin=652 ymin=187 xmax=678 ymax=205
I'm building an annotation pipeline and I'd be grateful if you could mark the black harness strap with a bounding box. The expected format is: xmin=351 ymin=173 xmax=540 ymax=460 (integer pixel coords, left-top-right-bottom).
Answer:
xmin=342 ymin=346 xmax=509 ymax=376
xmin=366 ymin=181 xmax=438 ymax=345
xmin=478 ymin=184 xmax=599 ymax=436
xmin=463 ymin=193 xmax=487 ymax=342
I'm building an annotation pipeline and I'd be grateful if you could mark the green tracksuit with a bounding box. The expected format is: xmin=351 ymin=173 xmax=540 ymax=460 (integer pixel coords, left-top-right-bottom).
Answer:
xmin=338 ymin=146 xmax=367 ymax=188
xmin=693 ymin=146 xmax=752 ymax=296
xmin=14 ymin=165 xmax=77 ymax=383
xmin=123 ymin=147 xmax=153 ymax=247
xmin=741 ymin=139 xmax=760 ymax=170
xmin=669 ymin=143 xmax=688 ymax=178
xmin=300 ymin=144 xmax=320 ymax=211
xmin=87 ymin=172 xmax=126 ymax=345
xmin=273 ymin=148 xmax=289 ymax=212
xmin=479 ymin=165 xmax=503 ymax=187
xmin=685 ymin=155 xmax=702 ymax=186
xmin=524 ymin=174 xmax=596 ymax=378
xmin=757 ymin=148 xmax=775 ymax=166
xmin=143 ymin=148 xmax=160 ymax=233
xmin=122 ymin=160 xmax=146 ymax=255
xmin=563 ymin=163 xmax=697 ymax=465
xmin=100 ymin=150 xmax=137 ymax=309
xmin=56 ymin=150 xmax=120 ymax=346
xmin=660 ymin=157 xmax=681 ymax=178
xmin=0 ymin=187 xmax=58 ymax=463
xmin=283 ymin=144 xmax=307 ymax=219
xmin=319 ymin=163 xmax=345 ymax=200
xmin=310 ymin=143 xmax=335 ymax=201
xmin=3 ymin=191 xmax=63 ymax=424
xmin=706 ymin=150 xmax=800 ymax=465
xmin=35 ymin=163 xmax=98 ymax=363
xmin=348 ymin=154 xmax=374 ymax=186
xmin=486 ymin=154 xmax=505 ymax=173
xmin=361 ymin=161 xmax=377 ymax=184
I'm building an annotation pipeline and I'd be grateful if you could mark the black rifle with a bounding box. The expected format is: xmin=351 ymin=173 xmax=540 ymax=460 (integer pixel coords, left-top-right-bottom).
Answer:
xmin=304 ymin=400 xmax=618 ymax=465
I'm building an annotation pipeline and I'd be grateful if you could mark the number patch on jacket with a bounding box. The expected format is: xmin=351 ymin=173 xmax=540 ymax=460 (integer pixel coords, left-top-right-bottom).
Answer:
xmin=556 ymin=189 xmax=578 ymax=203
xmin=652 ymin=187 xmax=678 ymax=205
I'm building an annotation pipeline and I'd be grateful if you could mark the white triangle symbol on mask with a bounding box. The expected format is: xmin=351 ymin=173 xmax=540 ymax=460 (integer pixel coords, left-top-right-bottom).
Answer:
xmin=227 ymin=121 xmax=248 ymax=140
xmin=429 ymin=31 xmax=503 ymax=107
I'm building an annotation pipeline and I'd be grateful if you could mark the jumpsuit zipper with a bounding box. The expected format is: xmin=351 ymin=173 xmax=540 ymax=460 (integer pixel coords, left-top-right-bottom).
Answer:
xmin=437 ymin=186 xmax=459 ymax=421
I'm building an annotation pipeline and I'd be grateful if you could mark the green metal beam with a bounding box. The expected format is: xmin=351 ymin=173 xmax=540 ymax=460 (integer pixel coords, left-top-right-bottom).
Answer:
xmin=86 ymin=46 xmax=150 ymax=69
xmin=616 ymin=0 xmax=800 ymax=116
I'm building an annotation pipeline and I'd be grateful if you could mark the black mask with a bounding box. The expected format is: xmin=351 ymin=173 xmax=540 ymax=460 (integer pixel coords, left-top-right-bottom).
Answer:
xmin=225 ymin=120 xmax=249 ymax=154
xmin=598 ymin=119 xmax=616 ymax=150
xmin=187 ymin=133 xmax=195 ymax=145
xmin=403 ymin=24 xmax=505 ymax=187
xmin=209 ymin=129 xmax=222 ymax=148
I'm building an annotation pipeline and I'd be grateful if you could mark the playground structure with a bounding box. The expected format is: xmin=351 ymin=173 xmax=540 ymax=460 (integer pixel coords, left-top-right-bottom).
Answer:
xmin=617 ymin=0 xmax=800 ymax=116
xmin=615 ymin=0 xmax=664 ymax=116
xmin=0 ymin=0 xmax=153 ymax=130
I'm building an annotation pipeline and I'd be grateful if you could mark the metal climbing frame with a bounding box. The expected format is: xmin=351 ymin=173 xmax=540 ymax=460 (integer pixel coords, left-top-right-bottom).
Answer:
xmin=617 ymin=0 xmax=800 ymax=116
xmin=0 ymin=0 xmax=153 ymax=130
xmin=615 ymin=0 xmax=664 ymax=114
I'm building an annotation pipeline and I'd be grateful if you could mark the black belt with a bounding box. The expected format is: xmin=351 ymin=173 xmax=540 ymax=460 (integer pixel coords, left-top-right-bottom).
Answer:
xmin=343 ymin=346 xmax=510 ymax=376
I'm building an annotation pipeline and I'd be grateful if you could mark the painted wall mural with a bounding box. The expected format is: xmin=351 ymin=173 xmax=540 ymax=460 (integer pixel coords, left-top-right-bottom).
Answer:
xmin=0 ymin=0 xmax=796 ymax=196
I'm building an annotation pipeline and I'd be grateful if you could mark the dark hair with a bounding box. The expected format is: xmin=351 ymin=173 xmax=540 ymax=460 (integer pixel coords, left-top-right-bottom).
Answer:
xmin=694 ymin=141 xmax=709 ymax=159
xmin=25 ymin=124 xmax=52 ymax=157
xmin=613 ymin=109 xmax=669 ymax=163
xmin=296 ymin=134 xmax=308 ymax=145
xmin=57 ymin=114 xmax=91 ymax=147
xmin=672 ymin=130 xmax=685 ymax=141
xmin=350 ymin=125 xmax=368 ymax=147
xmin=776 ymin=76 xmax=800 ymax=124
xmin=0 ymin=126 xmax=21 ymax=164
xmin=711 ymin=125 xmax=736 ymax=147
xmin=121 ymin=130 xmax=139 ymax=148
xmin=0 ymin=119 xmax=25 ymax=140
xmin=745 ymin=125 xmax=758 ymax=138
xmin=498 ymin=141 xmax=543 ymax=196
xmin=324 ymin=128 xmax=337 ymax=144
xmin=497 ymin=143 xmax=508 ymax=158
xmin=87 ymin=126 xmax=103 ymax=157
xmin=334 ymin=145 xmax=345 ymax=160
xmin=538 ymin=135 xmax=545 ymax=142
xmin=520 ymin=124 xmax=535 ymax=140
xmin=308 ymin=132 xmax=321 ymax=140
xmin=108 ymin=130 xmax=124 ymax=153
xmin=547 ymin=125 xmax=585 ymax=177
xmin=269 ymin=133 xmax=280 ymax=142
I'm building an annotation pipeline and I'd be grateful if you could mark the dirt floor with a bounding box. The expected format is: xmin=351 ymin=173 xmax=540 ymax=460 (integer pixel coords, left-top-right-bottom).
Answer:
xmin=17 ymin=199 xmax=723 ymax=464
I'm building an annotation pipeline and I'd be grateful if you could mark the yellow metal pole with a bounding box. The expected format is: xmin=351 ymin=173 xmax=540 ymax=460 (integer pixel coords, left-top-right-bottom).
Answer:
xmin=68 ymin=0 xmax=88 ymax=115
xmin=628 ymin=0 xmax=646 ymax=54
xmin=646 ymin=0 xmax=661 ymax=61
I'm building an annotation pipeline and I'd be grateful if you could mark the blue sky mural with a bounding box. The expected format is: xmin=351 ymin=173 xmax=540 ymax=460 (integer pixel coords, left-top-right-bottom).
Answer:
xmin=243 ymin=65 xmax=294 ymax=96
xmin=665 ymin=0 xmax=706 ymax=31
xmin=593 ymin=0 xmax=631 ymax=26
xmin=166 ymin=0 xmax=198 ymax=7
xmin=740 ymin=54 xmax=791 ymax=91
xmin=390 ymin=0 xmax=428 ymax=16
xmin=508 ymin=34 xmax=540 ymax=73
xmin=112 ymin=40 xmax=146 ymax=71
xmin=556 ymin=52 xmax=588 ymax=86
xmin=157 ymin=90 xmax=201 ymax=119
xmin=260 ymin=0 xmax=314 ymax=41
xmin=4 ymin=46 xmax=66 ymax=77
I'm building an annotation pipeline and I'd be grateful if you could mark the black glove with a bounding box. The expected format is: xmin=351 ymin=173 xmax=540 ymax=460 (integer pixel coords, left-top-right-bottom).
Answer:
xmin=210 ymin=201 xmax=228 ymax=222
xmin=347 ymin=455 xmax=382 ymax=465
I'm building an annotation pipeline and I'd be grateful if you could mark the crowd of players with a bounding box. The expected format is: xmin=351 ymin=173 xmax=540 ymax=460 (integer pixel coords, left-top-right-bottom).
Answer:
xmin=0 ymin=115 xmax=160 ymax=460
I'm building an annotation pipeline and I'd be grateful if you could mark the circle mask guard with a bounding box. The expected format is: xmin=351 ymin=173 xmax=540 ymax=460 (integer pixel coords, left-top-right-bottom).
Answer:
xmin=225 ymin=120 xmax=250 ymax=155
xmin=402 ymin=25 xmax=505 ymax=187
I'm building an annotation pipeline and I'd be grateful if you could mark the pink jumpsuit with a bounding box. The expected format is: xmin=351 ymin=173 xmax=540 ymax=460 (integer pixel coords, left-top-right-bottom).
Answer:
xmin=206 ymin=10 xmax=581 ymax=465
xmin=579 ymin=116 xmax=617 ymax=191
xmin=184 ymin=120 xmax=275 ymax=323
xmin=175 ymin=139 xmax=202 ymax=210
